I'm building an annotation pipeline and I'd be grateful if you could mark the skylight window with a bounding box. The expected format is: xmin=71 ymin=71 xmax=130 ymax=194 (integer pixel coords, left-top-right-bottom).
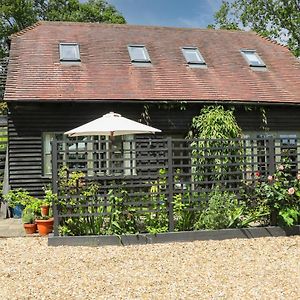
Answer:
xmin=128 ymin=45 xmax=151 ymax=63
xmin=59 ymin=43 xmax=80 ymax=62
xmin=182 ymin=47 xmax=206 ymax=65
xmin=241 ymin=50 xmax=266 ymax=67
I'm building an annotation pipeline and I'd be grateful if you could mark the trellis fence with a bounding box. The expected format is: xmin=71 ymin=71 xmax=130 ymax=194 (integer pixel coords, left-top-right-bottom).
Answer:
xmin=51 ymin=136 xmax=299 ymax=236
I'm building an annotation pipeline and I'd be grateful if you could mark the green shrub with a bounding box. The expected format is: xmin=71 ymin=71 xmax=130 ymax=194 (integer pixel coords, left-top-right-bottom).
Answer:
xmin=253 ymin=161 xmax=300 ymax=227
xmin=173 ymin=191 xmax=199 ymax=231
xmin=189 ymin=106 xmax=244 ymax=187
xmin=43 ymin=188 xmax=58 ymax=206
xmin=21 ymin=209 xmax=35 ymax=224
xmin=194 ymin=187 xmax=267 ymax=230
xmin=4 ymin=188 xmax=32 ymax=208
xmin=194 ymin=188 xmax=239 ymax=230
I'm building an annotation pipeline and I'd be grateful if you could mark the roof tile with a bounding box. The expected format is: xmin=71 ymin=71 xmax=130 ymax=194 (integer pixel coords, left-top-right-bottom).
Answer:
xmin=4 ymin=21 xmax=300 ymax=104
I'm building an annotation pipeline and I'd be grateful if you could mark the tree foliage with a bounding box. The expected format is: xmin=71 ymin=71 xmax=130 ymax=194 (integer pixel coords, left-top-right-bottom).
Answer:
xmin=209 ymin=0 xmax=300 ymax=57
xmin=190 ymin=106 xmax=242 ymax=139
xmin=189 ymin=106 xmax=243 ymax=186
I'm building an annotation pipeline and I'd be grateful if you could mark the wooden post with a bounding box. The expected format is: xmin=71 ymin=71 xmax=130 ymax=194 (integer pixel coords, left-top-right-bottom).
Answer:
xmin=267 ymin=137 xmax=276 ymax=175
xmin=51 ymin=138 xmax=59 ymax=236
xmin=167 ymin=137 xmax=174 ymax=232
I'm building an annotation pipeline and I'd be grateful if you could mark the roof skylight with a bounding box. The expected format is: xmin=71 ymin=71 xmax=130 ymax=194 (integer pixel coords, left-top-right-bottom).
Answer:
xmin=128 ymin=45 xmax=151 ymax=63
xmin=241 ymin=50 xmax=266 ymax=67
xmin=59 ymin=43 xmax=80 ymax=62
xmin=182 ymin=47 xmax=206 ymax=65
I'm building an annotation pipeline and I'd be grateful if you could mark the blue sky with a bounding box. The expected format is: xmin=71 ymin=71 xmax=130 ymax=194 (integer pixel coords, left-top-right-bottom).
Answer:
xmin=106 ymin=0 xmax=224 ymax=28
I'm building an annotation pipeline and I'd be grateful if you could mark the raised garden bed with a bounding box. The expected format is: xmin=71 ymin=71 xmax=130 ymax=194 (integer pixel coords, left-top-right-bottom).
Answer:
xmin=48 ymin=225 xmax=300 ymax=247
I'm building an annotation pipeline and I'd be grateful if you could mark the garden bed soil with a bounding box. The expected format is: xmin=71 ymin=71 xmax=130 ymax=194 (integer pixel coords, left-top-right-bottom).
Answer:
xmin=0 ymin=236 xmax=299 ymax=299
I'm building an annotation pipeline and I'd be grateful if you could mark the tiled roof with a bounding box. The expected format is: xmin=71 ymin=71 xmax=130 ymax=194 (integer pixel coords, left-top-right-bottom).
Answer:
xmin=4 ymin=21 xmax=300 ymax=103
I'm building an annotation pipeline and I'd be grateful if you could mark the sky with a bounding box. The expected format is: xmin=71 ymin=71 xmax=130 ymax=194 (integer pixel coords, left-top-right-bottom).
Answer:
xmin=106 ymin=0 xmax=224 ymax=28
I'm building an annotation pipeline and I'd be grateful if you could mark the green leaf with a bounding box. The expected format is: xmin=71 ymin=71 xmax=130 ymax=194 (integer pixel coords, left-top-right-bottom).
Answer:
xmin=211 ymin=0 xmax=299 ymax=57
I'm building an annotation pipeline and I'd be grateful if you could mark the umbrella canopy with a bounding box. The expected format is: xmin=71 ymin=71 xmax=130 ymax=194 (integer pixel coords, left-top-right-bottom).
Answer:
xmin=64 ymin=112 xmax=161 ymax=137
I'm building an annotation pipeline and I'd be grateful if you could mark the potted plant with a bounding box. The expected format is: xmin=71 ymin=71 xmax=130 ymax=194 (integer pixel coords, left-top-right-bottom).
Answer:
xmin=41 ymin=189 xmax=57 ymax=216
xmin=4 ymin=188 xmax=32 ymax=218
xmin=35 ymin=215 xmax=54 ymax=236
xmin=35 ymin=189 xmax=55 ymax=236
xmin=40 ymin=204 xmax=49 ymax=217
xmin=21 ymin=209 xmax=37 ymax=234
xmin=26 ymin=197 xmax=43 ymax=216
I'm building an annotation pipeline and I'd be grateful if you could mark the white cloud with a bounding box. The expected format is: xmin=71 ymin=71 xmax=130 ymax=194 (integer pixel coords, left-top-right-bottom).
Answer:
xmin=177 ymin=17 xmax=206 ymax=28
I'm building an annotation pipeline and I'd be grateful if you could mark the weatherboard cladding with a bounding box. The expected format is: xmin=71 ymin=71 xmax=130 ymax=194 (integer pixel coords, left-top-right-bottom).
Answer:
xmin=4 ymin=22 xmax=300 ymax=104
xmin=8 ymin=102 xmax=300 ymax=195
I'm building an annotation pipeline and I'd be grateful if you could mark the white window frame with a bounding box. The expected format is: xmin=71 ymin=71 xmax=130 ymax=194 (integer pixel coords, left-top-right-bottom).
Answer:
xmin=59 ymin=43 xmax=81 ymax=62
xmin=127 ymin=45 xmax=151 ymax=63
xmin=241 ymin=49 xmax=266 ymax=67
xmin=243 ymin=131 xmax=300 ymax=171
xmin=243 ymin=131 xmax=300 ymax=140
xmin=43 ymin=133 xmax=137 ymax=177
xmin=182 ymin=47 xmax=206 ymax=65
xmin=43 ymin=132 xmax=85 ymax=177
xmin=101 ymin=135 xmax=136 ymax=176
xmin=42 ymin=132 xmax=56 ymax=177
xmin=123 ymin=135 xmax=136 ymax=176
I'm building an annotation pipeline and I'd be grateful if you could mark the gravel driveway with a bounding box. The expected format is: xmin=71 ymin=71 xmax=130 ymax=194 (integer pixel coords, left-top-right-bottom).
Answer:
xmin=0 ymin=236 xmax=299 ymax=299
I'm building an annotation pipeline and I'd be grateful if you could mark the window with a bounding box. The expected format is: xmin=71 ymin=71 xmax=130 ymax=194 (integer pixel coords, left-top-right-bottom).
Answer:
xmin=182 ymin=47 xmax=206 ymax=65
xmin=95 ymin=135 xmax=136 ymax=176
xmin=43 ymin=132 xmax=87 ymax=176
xmin=241 ymin=50 xmax=266 ymax=67
xmin=42 ymin=133 xmax=136 ymax=177
xmin=59 ymin=43 xmax=80 ymax=62
xmin=43 ymin=132 xmax=55 ymax=176
xmin=243 ymin=131 xmax=300 ymax=177
xmin=128 ymin=45 xmax=151 ymax=63
xmin=279 ymin=134 xmax=297 ymax=174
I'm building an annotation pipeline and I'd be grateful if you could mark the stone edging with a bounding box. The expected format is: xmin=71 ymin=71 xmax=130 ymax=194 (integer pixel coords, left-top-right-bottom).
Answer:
xmin=48 ymin=225 xmax=300 ymax=247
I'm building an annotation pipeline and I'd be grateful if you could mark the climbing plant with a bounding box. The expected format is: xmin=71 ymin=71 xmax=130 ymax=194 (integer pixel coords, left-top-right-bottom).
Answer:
xmin=189 ymin=106 xmax=243 ymax=187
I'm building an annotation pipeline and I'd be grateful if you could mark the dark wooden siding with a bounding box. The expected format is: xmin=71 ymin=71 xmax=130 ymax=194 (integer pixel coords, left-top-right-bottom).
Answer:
xmin=8 ymin=102 xmax=300 ymax=196
xmin=0 ymin=58 xmax=8 ymax=100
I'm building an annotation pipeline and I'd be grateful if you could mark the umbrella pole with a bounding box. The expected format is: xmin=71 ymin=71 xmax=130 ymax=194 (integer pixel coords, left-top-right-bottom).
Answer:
xmin=109 ymin=132 xmax=113 ymax=174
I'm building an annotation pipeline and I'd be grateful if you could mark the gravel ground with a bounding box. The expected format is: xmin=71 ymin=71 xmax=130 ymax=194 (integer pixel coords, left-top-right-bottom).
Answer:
xmin=0 ymin=236 xmax=299 ymax=299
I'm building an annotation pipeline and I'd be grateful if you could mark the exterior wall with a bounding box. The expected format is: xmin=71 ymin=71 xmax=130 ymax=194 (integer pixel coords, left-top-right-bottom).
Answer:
xmin=7 ymin=102 xmax=300 ymax=196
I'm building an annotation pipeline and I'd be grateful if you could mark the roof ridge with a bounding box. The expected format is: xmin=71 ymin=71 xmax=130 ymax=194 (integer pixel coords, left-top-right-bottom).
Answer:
xmin=7 ymin=20 xmax=261 ymax=37
xmin=10 ymin=21 xmax=42 ymax=38
xmin=36 ymin=20 xmax=257 ymax=34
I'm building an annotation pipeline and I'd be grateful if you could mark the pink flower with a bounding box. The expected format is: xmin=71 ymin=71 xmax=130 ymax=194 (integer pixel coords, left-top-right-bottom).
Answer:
xmin=288 ymin=187 xmax=295 ymax=195
xmin=297 ymin=173 xmax=300 ymax=180
xmin=267 ymin=175 xmax=273 ymax=182
xmin=278 ymin=165 xmax=284 ymax=171
xmin=255 ymin=171 xmax=261 ymax=178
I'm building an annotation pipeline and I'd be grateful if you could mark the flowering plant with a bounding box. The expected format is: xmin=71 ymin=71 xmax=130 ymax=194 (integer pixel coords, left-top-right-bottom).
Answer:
xmin=253 ymin=162 xmax=300 ymax=227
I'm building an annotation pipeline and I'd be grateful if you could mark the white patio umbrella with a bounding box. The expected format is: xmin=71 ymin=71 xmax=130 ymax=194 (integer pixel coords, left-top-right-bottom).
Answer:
xmin=64 ymin=112 xmax=161 ymax=176
xmin=64 ymin=112 xmax=161 ymax=137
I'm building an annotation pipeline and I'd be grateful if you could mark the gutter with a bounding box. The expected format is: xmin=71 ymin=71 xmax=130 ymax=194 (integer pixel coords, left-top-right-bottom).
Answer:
xmin=5 ymin=99 xmax=300 ymax=107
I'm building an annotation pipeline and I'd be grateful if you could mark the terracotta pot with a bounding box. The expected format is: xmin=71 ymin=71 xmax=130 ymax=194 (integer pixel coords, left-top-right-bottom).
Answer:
xmin=23 ymin=223 xmax=37 ymax=234
xmin=36 ymin=218 xmax=54 ymax=236
xmin=41 ymin=205 xmax=50 ymax=217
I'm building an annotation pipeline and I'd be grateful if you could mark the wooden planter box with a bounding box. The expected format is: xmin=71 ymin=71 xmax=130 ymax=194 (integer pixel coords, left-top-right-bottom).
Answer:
xmin=48 ymin=225 xmax=300 ymax=247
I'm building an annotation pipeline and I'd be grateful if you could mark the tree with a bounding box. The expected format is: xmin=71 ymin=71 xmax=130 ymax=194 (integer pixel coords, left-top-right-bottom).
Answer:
xmin=189 ymin=106 xmax=243 ymax=187
xmin=209 ymin=0 xmax=300 ymax=57
xmin=0 ymin=0 xmax=125 ymax=105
